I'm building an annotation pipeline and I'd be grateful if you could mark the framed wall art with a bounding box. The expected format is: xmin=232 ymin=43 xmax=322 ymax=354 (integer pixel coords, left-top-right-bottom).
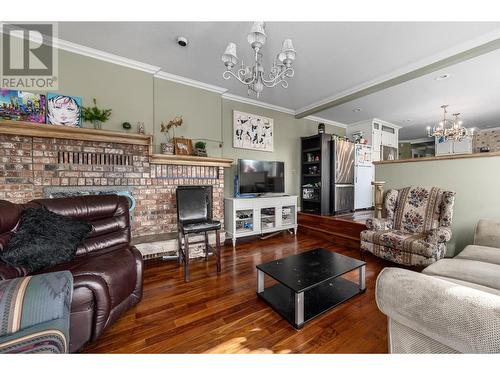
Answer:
xmin=233 ymin=110 xmax=273 ymax=152
xmin=173 ymin=137 xmax=193 ymax=155
xmin=46 ymin=93 xmax=82 ymax=127
xmin=0 ymin=89 xmax=46 ymax=123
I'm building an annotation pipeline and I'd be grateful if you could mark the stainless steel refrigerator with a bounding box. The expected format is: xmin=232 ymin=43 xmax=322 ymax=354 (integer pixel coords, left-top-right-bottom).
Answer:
xmin=330 ymin=139 xmax=355 ymax=214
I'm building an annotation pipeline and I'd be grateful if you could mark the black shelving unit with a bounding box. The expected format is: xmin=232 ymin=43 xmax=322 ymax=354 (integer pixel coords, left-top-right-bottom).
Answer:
xmin=300 ymin=133 xmax=331 ymax=215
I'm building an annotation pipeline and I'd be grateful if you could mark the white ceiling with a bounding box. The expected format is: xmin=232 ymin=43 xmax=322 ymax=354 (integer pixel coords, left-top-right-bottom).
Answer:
xmin=315 ymin=48 xmax=500 ymax=139
xmin=58 ymin=22 xmax=500 ymax=138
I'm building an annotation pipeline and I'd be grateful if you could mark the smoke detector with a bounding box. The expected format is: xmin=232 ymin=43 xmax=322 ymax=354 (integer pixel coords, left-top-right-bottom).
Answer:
xmin=435 ymin=73 xmax=450 ymax=81
xmin=177 ymin=36 xmax=189 ymax=47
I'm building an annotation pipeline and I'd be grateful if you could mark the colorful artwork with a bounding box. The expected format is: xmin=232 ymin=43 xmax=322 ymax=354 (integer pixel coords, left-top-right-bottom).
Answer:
xmin=0 ymin=89 xmax=47 ymax=123
xmin=46 ymin=93 xmax=82 ymax=127
xmin=233 ymin=110 xmax=274 ymax=152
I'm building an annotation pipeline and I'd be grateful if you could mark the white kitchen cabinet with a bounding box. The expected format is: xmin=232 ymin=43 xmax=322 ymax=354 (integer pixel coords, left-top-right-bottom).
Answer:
xmin=347 ymin=118 xmax=400 ymax=156
xmin=435 ymin=137 xmax=473 ymax=156
xmin=435 ymin=140 xmax=453 ymax=155
xmin=381 ymin=125 xmax=398 ymax=148
xmin=451 ymin=137 xmax=473 ymax=154
xmin=372 ymin=124 xmax=381 ymax=152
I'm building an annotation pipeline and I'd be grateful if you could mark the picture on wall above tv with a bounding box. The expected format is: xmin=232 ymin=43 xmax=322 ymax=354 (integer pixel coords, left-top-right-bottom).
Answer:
xmin=0 ymin=89 xmax=46 ymax=123
xmin=238 ymin=159 xmax=284 ymax=195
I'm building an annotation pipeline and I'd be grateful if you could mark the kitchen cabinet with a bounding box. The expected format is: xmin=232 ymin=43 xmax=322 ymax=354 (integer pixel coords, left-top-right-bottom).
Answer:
xmin=347 ymin=118 xmax=400 ymax=157
xmin=435 ymin=137 xmax=473 ymax=156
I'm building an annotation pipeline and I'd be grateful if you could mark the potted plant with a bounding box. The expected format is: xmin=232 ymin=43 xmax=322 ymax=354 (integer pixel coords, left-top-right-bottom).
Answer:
xmin=160 ymin=116 xmax=183 ymax=154
xmin=82 ymin=98 xmax=112 ymax=129
xmin=194 ymin=141 xmax=207 ymax=157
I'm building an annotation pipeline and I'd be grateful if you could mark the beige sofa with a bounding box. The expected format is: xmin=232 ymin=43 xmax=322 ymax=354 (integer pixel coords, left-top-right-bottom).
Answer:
xmin=376 ymin=219 xmax=500 ymax=353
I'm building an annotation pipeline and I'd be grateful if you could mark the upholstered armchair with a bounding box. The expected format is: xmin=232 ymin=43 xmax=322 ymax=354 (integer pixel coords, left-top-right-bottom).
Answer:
xmin=360 ymin=186 xmax=456 ymax=266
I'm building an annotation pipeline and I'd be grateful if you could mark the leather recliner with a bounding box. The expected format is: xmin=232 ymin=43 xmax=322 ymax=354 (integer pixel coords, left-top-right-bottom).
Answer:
xmin=0 ymin=195 xmax=144 ymax=352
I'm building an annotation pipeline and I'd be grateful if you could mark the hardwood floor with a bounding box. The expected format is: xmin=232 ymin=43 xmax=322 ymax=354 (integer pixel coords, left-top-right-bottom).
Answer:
xmin=83 ymin=231 xmax=392 ymax=354
xmin=297 ymin=212 xmax=367 ymax=249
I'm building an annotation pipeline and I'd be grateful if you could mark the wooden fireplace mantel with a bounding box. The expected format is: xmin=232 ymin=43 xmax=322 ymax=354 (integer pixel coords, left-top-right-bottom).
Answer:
xmin=0 ymin=120 xmax=153 ymax=145
xmin=0 ymin=120 xmax=234 ymax=168
xmin=150 ymin=153 xmax=233 ymax=167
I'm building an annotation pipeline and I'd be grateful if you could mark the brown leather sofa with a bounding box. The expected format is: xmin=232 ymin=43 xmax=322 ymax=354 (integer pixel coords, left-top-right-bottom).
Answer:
xmin=0 ymin=195 xmax=143 ymax=352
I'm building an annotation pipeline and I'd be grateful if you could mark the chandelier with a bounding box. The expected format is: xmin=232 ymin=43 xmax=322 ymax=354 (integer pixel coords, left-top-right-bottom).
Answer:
xmin=221 ymin=22 xmax=296 ymax=98
xmin=427 ymin=105 xmax=474 ymax=142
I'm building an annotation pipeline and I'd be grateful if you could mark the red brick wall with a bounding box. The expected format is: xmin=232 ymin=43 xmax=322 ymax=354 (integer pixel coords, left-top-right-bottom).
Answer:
xmin=0 ymin=134 xmax=224 ymax=237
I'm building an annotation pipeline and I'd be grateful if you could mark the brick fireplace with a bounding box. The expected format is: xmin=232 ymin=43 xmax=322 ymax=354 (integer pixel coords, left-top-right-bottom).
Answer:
xmin=0 ymin=127 xmax=228 ymax=258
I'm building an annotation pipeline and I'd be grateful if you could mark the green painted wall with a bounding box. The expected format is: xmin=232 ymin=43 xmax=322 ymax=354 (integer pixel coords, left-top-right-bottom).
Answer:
xmin=54 ymin=50 xmax=155 ymax=134
xmin=221 ymin=99 xmax=345 ymax=197
xmin=50 ymin=49 xmax=346 ymax=199
xmin=376 ymin=156 xmax=500 ymax=255
xmin=153 ymin=78 xmax=222 ymax=155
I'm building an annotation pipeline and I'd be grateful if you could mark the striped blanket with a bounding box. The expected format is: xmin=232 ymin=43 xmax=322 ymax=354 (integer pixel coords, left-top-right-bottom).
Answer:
xmin=0 ymin=272 xmax=73 ymax=354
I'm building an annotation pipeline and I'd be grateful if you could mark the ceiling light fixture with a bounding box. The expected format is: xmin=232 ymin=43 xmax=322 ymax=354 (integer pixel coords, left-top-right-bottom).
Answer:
xmin=426 ymin=104 xmax=475 ymax=142
xmin=221 ymin=22 xmax=296 ymax=99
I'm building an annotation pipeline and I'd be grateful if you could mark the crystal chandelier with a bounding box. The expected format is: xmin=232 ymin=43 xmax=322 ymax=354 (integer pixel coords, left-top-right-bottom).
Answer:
xmin=221 ymin=22 xmax=296 ymax=98
xmin=427 ymin=105 xmax=475 ymax=142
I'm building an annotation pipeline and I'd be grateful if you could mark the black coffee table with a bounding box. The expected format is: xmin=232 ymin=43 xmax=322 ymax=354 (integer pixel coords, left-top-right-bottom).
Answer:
xmin=256 ymin=248 xmax=366 ymax=329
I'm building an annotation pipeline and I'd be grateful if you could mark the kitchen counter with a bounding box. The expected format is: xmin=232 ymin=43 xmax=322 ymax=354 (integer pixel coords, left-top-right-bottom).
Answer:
xmin=374 ymin=151 xmax=500 ymax=165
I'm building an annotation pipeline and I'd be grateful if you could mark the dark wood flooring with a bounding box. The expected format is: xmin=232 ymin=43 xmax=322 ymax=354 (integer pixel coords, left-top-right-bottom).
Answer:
xmin=83 ymin=231 xmax=392 ymax=354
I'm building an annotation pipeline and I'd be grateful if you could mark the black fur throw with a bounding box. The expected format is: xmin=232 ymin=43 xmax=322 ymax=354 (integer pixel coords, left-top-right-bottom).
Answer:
xmin=0 ymin=207 xmax=92 ymax=272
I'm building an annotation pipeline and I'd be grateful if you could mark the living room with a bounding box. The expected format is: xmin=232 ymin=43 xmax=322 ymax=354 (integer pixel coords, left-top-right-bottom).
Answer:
xmin=2 ymin=1 xmax=500 ymax=372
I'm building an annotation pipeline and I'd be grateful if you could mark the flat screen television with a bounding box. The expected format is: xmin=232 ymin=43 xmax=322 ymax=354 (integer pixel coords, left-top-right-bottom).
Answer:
xmin=237 ymin=159 xmax=285 ymax=195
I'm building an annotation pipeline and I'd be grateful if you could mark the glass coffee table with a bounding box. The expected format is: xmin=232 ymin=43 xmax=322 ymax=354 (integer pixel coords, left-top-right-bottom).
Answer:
xmin=256 ymin=248 xmax=366 ymax=329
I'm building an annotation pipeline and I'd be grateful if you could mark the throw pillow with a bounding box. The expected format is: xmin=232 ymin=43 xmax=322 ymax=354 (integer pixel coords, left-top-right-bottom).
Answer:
xmin=0 ymin=207 xmax=92 ymax=272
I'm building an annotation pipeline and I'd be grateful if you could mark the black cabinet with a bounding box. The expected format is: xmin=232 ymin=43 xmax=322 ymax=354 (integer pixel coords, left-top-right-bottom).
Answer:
xmin=300 ymin=134 xmax=331 ymax=215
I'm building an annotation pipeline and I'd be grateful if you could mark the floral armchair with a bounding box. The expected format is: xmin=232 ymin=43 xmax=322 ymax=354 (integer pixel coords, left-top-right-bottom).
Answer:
xmin=360 ymin=186 xmax=455 ymax=266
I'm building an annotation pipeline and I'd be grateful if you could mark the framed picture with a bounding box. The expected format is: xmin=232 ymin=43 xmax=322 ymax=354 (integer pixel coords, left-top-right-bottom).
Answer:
xmin=0 ymin=89 xmax=46 ymax=123
xmin=233 ymin=110 xmax=273 ymax=152
xmin=173 ymin=137 xmax=193 ymax=155
xmin=46 ymin=93 xmax=82 ymax=127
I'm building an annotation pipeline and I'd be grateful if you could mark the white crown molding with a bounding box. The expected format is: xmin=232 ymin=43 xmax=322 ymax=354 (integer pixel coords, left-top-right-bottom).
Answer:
xmin=295 ymin=27 xmax=500 ymax=117
xmin=303 ymin=115 xmax=347 ymax=129
xmin=154 ymin=71 xmax=227 ymax=94
xmin=55 ymin=38 xmax=162 ymax=74
xmin=221 ymin=93 xmax=295 ymax=115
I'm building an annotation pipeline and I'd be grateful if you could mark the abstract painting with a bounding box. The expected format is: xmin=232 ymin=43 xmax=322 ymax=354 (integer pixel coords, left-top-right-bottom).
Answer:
xmin=233 ymin=110 xmax=273 ymax=152
xmin=0 ymin=89 xmax=46 ymax=123
xmin=46 ymin=93 xmax=82 ymax=127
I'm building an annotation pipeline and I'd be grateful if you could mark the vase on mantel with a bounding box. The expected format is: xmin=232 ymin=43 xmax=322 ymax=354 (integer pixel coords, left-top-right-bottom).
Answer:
xmin=93 ymin=120 xmax=102 ymax=130
xmin=161 ymin=142 xmax=174 ymax=155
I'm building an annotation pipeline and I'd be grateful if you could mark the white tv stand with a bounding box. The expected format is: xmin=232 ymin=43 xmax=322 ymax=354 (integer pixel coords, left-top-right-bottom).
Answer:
xmin=224 ymin=195 xmax=298 ymax=247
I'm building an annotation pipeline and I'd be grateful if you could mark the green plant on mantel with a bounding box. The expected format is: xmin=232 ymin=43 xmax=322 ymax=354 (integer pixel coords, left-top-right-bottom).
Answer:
xmin=82 ymin=98 xmax=112 ymax=129
xmin=194 ymin=141 xmax=206 ymax=150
